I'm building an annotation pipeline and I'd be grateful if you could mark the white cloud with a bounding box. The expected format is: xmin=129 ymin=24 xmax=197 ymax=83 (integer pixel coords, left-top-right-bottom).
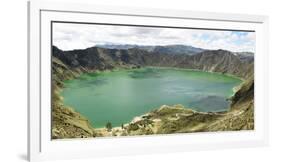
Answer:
xmin=53 ymin=22 xmax=255 ymax=52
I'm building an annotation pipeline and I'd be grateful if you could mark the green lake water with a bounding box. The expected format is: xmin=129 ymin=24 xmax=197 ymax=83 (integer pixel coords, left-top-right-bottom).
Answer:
xmin=61 ymin=67 xmax=242 ymax=128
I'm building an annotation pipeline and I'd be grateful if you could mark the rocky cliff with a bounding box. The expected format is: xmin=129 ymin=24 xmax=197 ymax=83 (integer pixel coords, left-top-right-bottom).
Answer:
xmin=51 ymin=46 xmax=254 ymax=139
xmin=51 ymin=56 xmax=96 ymax=139
xmin=52 ymin=46 xmax=253 ymax=79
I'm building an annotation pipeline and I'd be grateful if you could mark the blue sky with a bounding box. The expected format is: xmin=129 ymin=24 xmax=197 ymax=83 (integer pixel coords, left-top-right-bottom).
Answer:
xmin=230 ymin=31 xmax=253 ymax=45
xmin=53 ymin=23 xmax=255 ymax=52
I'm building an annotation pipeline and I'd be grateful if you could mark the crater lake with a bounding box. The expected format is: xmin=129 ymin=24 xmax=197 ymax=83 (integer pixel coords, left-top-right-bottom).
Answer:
xmin=61 ymin=67 xmax=242 ymax=128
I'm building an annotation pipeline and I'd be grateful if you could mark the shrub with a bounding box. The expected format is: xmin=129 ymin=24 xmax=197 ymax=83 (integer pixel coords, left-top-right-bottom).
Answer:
xmin=106 ymin=122 xmax=112 ymax=132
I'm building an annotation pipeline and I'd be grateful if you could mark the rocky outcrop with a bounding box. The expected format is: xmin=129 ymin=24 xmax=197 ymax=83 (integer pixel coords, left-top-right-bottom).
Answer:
xmin=52 ymin=102 xmax=95 ymax=139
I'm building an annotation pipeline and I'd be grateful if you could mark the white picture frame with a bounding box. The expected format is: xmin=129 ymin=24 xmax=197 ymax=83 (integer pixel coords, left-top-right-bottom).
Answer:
xmin=28 ymin=1 xmax=269 ymax=161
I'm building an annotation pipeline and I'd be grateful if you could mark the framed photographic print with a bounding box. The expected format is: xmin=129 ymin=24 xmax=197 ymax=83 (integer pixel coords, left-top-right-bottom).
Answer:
xmin=28 ymin=1 xmax=269 ymax=161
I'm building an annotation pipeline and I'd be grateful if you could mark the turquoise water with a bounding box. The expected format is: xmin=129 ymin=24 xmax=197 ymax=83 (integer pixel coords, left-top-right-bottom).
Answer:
xmin=61 ymin=67 xmax=242 ymax=128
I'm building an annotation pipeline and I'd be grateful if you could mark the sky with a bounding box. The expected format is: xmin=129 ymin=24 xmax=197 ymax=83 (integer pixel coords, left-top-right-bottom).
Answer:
xmin=53 ymin=22 xmax=255 ymax=52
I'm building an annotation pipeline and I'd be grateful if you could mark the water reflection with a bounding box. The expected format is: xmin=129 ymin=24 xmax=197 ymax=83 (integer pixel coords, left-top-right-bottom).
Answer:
xmin=128 ymin=68 xmax=162 ymax=79
xmin=189 ymin=95 xmax=230 ymax=112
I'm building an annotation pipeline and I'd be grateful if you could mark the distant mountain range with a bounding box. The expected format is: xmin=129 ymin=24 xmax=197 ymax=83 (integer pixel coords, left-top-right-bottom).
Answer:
xmin=234 ymin=52 xmax=255 ymax=63
xmin=95 ymin=44 xmax=205 ymax=56
xmin=95 ymin=44 xmax=254 ymax=62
